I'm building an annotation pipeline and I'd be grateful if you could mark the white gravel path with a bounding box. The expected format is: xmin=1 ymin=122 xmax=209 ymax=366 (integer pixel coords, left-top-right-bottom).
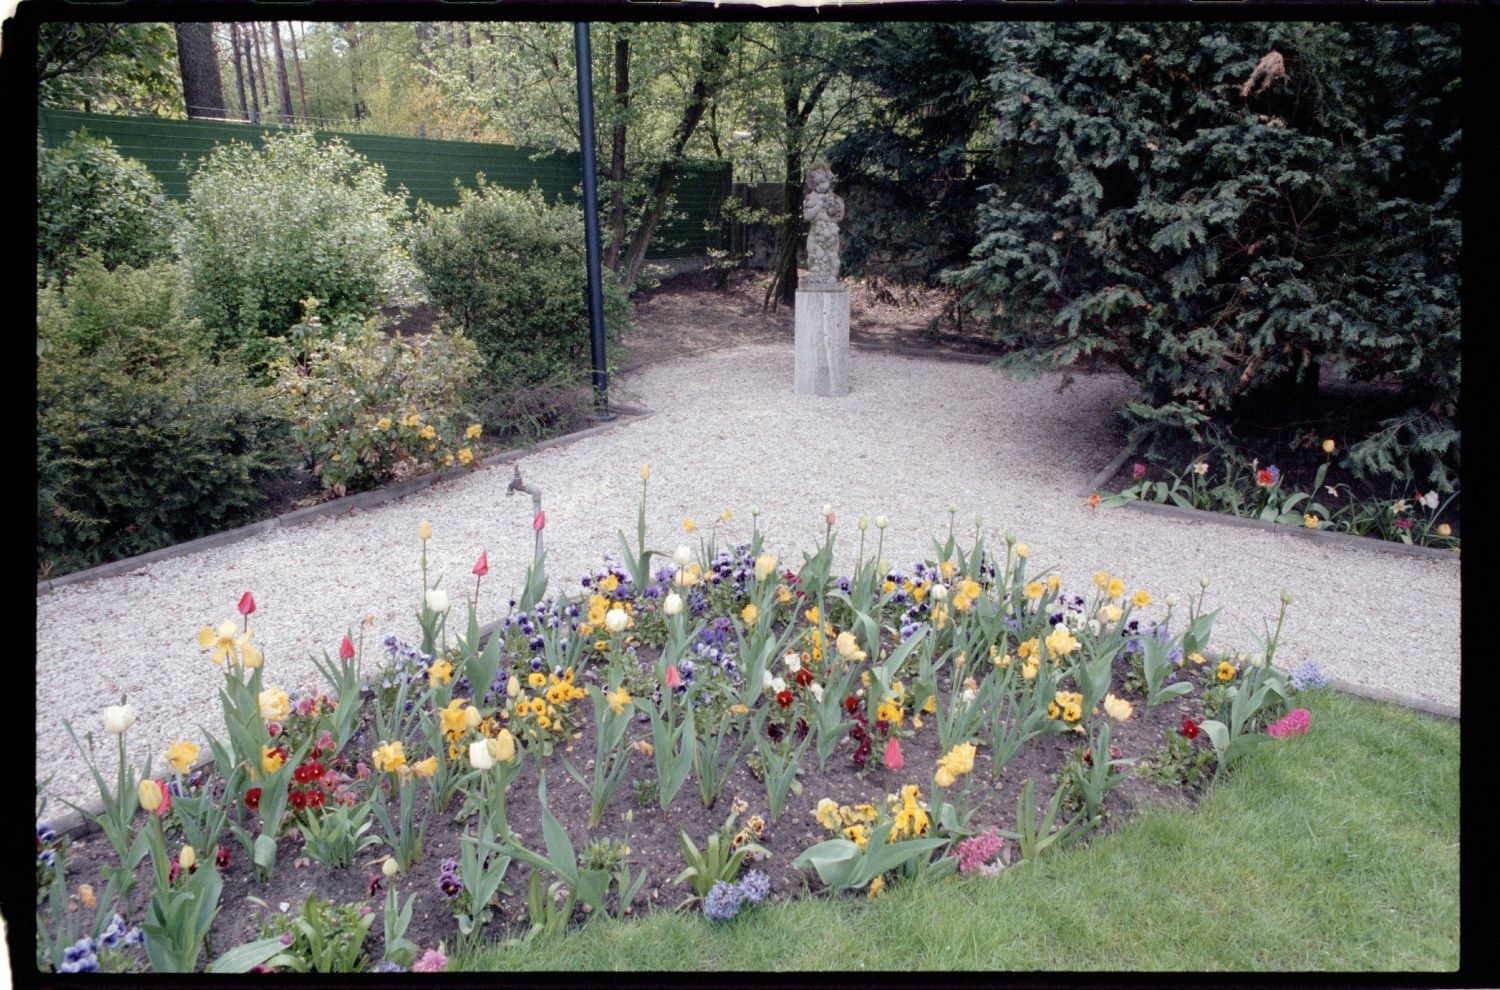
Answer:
xmin=36 ymin=342 xmax=1461 ymax=813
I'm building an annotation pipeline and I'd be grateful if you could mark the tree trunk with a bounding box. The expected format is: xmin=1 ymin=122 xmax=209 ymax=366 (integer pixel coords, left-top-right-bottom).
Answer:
xmin=270 ymin=22 xmax=294 ymax=122
xmin=764 ymin=28 xmax=832 ymax=311
xmin=251 ymin=23 xmax=272 ymax=115
xmin=346 ymin=23 xmax=363 ymax=122
xmin=239 ymin=24 xmax=261 ymax=124
xmin=288 ymin=22 xmax=308 ymax=121
xmin=174 ymin=23 xmax=227 ymax=119
xmin=228 ymin=23 xmax=250 ymax=121
xmin=463 ymin=24 xmax=475 ymax=84
xmin=620 ymin=24 xmax=738 ymax=288
xmin=604 ymin=29 xmax=631 ymax=272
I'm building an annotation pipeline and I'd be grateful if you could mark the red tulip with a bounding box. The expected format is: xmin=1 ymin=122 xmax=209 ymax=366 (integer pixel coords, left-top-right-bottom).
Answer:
xmin=665 ymin=664 xmax=683 ymax=690
xmin=473 ymin=550 xmax=490 ymax=577
xmin=339 ymin=635 xmax=355 ymax=661
xmin=883 ymin=736 xmax=904 ymax=770
xmin=238 ymin=592 xmax=256 ymax=616
xmin=533 ymin=510 xmax=546 ymax=532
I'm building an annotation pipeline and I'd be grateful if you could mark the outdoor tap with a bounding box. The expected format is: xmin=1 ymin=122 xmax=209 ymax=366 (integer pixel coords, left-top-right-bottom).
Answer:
xmin=507 ymin=464 xmax=544 ymax=563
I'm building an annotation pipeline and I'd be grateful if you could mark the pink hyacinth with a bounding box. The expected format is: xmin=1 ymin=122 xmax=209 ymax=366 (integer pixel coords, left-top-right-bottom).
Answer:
xmin=1267 ymin=708 xmax=1311 ymax=738
xmin=412 ymin=948 xmax=448 ymax=973
xmin=954 ymin=830 xmax=1006 ymax=875
xmin=883 ymin=736 xmax=904 ymax=770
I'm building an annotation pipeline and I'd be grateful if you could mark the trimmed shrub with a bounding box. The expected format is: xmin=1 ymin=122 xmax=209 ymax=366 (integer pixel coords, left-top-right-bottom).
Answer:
xmin=175 ymin=130 xmax=418 ymax=373
xmin=269 ymin=309 xmax=484 ymax=496
xmin=410 ymin=179 xmax=631 ymax=387
xmin=37 ymin=262 xmax=290 ymax=578
xmin=36 ymin=131 xmax=176 ymax=287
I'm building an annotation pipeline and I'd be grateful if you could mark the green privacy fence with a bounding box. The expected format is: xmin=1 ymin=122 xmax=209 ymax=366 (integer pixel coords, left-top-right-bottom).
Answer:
xmin=37 ymin=108 xmax=729 ymax=258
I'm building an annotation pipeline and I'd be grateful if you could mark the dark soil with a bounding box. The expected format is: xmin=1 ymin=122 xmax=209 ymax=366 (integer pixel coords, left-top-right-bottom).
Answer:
xmin=53 ymin=647 xmax=1222 ymax=971
xmin=620 ymin=268 xmax=1012 ymax=372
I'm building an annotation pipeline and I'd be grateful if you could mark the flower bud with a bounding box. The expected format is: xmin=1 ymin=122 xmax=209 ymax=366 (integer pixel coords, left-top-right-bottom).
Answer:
xmin=179 ymin=846 xmax=196 ymax=871
xmin=673 ymin=545 xmax=693 ymax=567
xmin=753 ymin=553 xmax=777 ymax=583
xmin=1165 ymin=593 xmax=1180 ymax=608
xmin=1200 ymin=576 xmax=1211 ymax=589
xmin=102 ymin=704 xmax=135 ymax=735
xmin=1280 ymin=588 xmax=1293 ymax=605
xmin=750 ymin=505 xmax=761 ymax=517
xmin=663 ymin=593 xmax=683 ymax=616
xmin=488 ymin=729 xmax=517 ymax=764
xmin=947 ymin=502 xmax=958 ymax=514
xmin=137 ymin=779 xmax=163 ymax=813
xmin=640 ymin=463 xmax=650 ymax=482
xmin=858 ymin=514 xmax=868 ymax=532
xmin=1004 ymin=529 xmax=1016 ymax=545
xmin=464 ymin=705 xmax=482 ymax=729
xmin=875 ymin=515 xmax=889 ymax=530
xmin=507 ymin=674 xmax=520 ymax=698
xmin=468 ymin=739 xmax=495 ymax=771
xmin=419 ymin=520 xmax=432 ymax=541
xmin=974 ymin=513 xmax=984 ymax=528
xmin=821 ymin=503 xmax=834 ymax=519
xmin=382 ymin=857 xmax=399 ymax=878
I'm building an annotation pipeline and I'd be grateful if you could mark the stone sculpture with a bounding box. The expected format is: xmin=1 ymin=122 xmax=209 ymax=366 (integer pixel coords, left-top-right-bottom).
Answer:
xmin=802 ymin=164 xmax=845 ymax=286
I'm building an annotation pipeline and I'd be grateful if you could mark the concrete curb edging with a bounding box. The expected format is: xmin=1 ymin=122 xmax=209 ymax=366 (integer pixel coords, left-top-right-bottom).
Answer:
xmin=1081 ymin=443 xmax=1461 ymax=564
xmin=37 ymin=406 xmax=654 ymax=597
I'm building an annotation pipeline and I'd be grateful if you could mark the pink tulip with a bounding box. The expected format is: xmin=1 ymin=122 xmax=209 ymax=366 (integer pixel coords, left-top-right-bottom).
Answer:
xmin=533 ymin=510 xmax=546 ymax=532
xmin=238 ymin=592 xmax=256 ymax=616
xmin=473 ymin=550 xmax=490 ymax=577
xmin=339 ymin=635 xmax=355 ymax=661
xmin=883 ymin=736 xmax=904 ymax=770
xmin=665 ymin=664 xmax=683 ymax=690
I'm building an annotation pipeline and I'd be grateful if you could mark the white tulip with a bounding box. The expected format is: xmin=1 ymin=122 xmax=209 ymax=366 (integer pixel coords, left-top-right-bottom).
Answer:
xmin=809 ymin=683 xmax=824 ymax=703
xmin=821 ymin=503 xmax=834 ymax=518
xmin=930 ymin=583 xmax=948 ymax=601
xmin=102 ymin=704 xmax=134 ymax=735
xmin=858 ymin=514 xmax=869 ymax=532
xmin=663 ymin=593 xmax=683 ymax=616
xmin=1166 ymin=593 xmax=1180 ymax=608
xmin=875 ymin=515 xmax=889 ymax=530
xmin=468 ymin=739 xmax=495 ymax=771
xmin=673 ymin=545 xmax=693 ymax=567
xmin=604 ymin=607 xmax=629 ymax=633
xmin=426 ymin=588 xmax=450 ymax=613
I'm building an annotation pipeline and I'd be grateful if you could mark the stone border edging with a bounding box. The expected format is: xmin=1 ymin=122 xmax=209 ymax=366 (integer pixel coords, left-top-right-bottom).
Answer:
xmin=37 ymin=406 xmax=653 ymax=597
xmin=1081 ymin=442 xmax=1461 ymax=564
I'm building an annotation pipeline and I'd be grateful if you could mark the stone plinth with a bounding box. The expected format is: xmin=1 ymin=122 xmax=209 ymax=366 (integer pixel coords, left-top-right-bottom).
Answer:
xmin=794 ymin=285 xmax=850 ymax=397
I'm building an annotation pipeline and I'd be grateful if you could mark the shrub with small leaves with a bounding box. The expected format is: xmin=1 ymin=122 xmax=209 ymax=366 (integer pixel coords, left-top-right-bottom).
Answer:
xmin=411 ymin=178 xmax=631 ymax=387
xmin=269 ymin=316 xmax=483 ymax=495
xmin=176 ymin=130 xmax=418 ymax=371
xmin=37 ymin=131 xmax=176 ymax=287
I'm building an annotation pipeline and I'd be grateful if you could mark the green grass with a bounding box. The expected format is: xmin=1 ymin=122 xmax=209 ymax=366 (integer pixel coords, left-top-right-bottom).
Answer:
xmin=456 ymin=691 xmax=1458 ymax=971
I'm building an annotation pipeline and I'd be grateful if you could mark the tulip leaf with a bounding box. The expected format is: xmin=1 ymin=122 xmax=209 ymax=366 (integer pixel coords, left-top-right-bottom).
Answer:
xmin=253 ymin=833 xmax=278 ymax=872
xmin=207 ymin=937 xmax=286 ymax=973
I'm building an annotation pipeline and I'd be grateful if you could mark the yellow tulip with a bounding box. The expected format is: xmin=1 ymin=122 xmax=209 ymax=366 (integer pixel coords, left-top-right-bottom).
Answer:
xmin=137 ymin=779 xmax=163 ymax=812
xmin=166 ymin=740 xmax=199 ymax=776
xmin=488 ymin=729 xmax=517 ymax=764
xmin=419 ymin=520 xmax=432 ymax=541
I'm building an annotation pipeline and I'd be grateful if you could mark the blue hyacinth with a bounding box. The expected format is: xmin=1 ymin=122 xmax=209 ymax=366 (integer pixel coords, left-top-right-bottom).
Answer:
xmin=703 ymin=880 xmax=743 ymax=922
xmin=737 ymin=869 xmax=771 ymax=905
xmin=1289 ymin=660 xmax=1329 ymax=691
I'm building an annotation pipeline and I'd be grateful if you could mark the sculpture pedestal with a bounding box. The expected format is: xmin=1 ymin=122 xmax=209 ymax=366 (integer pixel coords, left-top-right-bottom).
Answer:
xmin=794 ymin=285 xmax=850 ymax=397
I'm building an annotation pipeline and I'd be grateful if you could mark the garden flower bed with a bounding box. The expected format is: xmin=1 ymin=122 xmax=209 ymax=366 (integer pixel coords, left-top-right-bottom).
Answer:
xmin=37 ymin=473 xmax=1325 ymax=974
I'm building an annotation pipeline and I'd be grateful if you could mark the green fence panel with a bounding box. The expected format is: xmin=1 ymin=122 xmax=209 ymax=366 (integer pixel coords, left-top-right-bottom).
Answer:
xmin=37 ymin=109 xmax=727 ymax=259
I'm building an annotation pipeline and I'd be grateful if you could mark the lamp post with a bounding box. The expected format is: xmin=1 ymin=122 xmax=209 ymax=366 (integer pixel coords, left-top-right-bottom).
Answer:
xmin=574 ymin=21 xmax=613 ymax=422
